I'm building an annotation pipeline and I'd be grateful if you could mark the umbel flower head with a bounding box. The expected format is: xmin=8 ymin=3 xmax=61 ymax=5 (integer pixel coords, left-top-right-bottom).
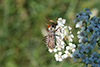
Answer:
xmin=46 ymin=17 xmax=76 ymax=61
xmin=73 ymin=7 xmax=100 ymax=67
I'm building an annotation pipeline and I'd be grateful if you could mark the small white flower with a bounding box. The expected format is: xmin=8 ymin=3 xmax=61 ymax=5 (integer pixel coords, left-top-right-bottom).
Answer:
xmin=77 ymin=31 xmax=81 ymax=34
xmin=66 ymin=43 xmax=76 ymax=51
xmin=65 ymin=50 xmax=73 ymax=57
xmin=78 ymin=37 xmax=84 ymax=43
xmin=69 ymin=43 xmax=76 ymax=48
xmin=70 ymin=34 xmax=74 ymax=38
xmin=66 ymin=35 xmax=73 ymax=42
xmin=56 ymin=42 xmax=65 ymax=50
xmin=48 ymin=49 xmax=53 ymax=53
xmin=53 ymin=48 xmax=57 ymax=52
xmin=68 ymin=38 xmax=73 ymax=42
xmin=66 ymin=46 xmax=70 ymax=50
xmin=76 ymin=21 xmax=83 ymax=28
xmin=68 ymin=26 xmax=72 ymax=30
xmin=62 ymin=54 xmax=68 ymax=59
xmin=54 ymin=52 xmax=63 ymax=61
xmin=57 ymin=18 xmax=66 ymax=28
xmin=65 ymin=50 xmax=69 ymax=54
xmin=72 ymin=49 xmax=75 ymax=52
xmin=48 ymin=48 xmax=57 ymax=53
xmin=58 ymin=18 xmax=66 ymax=24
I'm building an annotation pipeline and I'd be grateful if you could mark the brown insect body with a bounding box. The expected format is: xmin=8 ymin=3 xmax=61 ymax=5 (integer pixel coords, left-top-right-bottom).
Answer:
xmin=46 ymin=28 xmax=55 ymax=49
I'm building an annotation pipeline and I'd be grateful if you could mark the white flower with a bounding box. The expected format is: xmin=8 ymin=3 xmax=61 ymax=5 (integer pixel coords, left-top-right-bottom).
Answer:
xmin=68 ymin=37 xmax=73 ymax=42
xmin=57 ymin=18 xmax=66 ymax=27
xmin=68 ymin=26 xmax=72 ymax=30
xmin=69 ymin=43 xmax=76 ymax=48
xmin=48 ymin=49 xmax=53 ymax=53
xmin=65 ymin=50 xmax=73 ymax=57
xmin=77 ymin=30 xmax=85 ymax=39
xmin=72 ymin=49 xmax=75 ymax=52
xmin=77 ymin=31 xmax=81 ymax=34
xmin=55 ymin=52 xmax=63 ymax=61
xmin=58 ymin=18 xmax=66 ymax=24
xmin=48 ymin=47 xmax=57 ymax=53
xmin=66 ymin=43 xmax=76 ymax=51
xmin=70 ymin=34 xmax=74 ymax=38
xmin=76 ymin=21 xmax=83 ymax=28
xmin=65 ymin=34 xmax=74 ymax=42
xmin=56 ymin=40 xmax=65 ymax=51
xmin=62 ymin=54 xmax=68 ymax=59
xmin=66 ymin=46 xmax=70 ymax=50
xmin=53 ymin=48 xmax=57 ymax=52
xmin=78 ymin=37 xmax=84 ymax=43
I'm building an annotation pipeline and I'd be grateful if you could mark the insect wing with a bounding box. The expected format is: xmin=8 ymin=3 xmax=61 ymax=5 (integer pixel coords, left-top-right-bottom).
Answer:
xmin=47 ymin=34 xmax=55 ymax=49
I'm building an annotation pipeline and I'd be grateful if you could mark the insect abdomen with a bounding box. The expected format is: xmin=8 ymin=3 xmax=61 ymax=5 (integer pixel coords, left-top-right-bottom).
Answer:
xmin=46 ymin=33 xmax=55 ymax=49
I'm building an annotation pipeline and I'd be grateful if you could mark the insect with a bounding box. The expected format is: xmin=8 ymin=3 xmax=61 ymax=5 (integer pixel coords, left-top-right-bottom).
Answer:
xmin=42 ymin=27 xmax=60 ymax=49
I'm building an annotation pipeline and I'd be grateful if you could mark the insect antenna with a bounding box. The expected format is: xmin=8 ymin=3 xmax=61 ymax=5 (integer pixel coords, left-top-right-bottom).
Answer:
xmin=55 ymin=12 xmax=58 ymax=20
xmin=44 ymin=17 xmax=48 ymax=22
xmin=44 ymin=17 xmax=52 ymax=28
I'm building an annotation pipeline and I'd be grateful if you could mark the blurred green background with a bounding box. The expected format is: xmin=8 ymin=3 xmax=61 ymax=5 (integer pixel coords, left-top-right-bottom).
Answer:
xmin=0 ymin=0 xmax=100 ymax=67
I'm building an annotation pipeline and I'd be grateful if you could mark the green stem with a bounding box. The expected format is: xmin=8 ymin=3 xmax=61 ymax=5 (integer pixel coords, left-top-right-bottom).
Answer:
xmin=59 ymin=60 xmax=64 ymax=67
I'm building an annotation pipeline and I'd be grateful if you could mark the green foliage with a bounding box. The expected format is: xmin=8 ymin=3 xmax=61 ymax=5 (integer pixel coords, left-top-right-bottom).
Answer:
xmin=0 ymin=0 xmax=100 ymax=67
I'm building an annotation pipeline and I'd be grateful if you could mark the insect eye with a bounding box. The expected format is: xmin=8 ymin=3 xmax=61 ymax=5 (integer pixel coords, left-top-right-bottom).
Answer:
xmin=51 ymin=23 xmax=55 ymax=27
xmin=52 ymin=25 xmax=55 ymax=27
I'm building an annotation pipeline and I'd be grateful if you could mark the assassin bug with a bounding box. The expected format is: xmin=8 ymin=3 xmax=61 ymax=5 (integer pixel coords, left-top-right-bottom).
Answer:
xmin=42 ymin=27 xmax=60 ymax=49
xmin=42 ymin=17 xmax=60 ymax=49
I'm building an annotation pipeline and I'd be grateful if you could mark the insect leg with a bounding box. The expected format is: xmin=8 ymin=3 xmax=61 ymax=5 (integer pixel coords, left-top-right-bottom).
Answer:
xmin=42 ymin=36 xmax=47 ymax=44
xmin=54 ymin=27 xmax=60 ymax=32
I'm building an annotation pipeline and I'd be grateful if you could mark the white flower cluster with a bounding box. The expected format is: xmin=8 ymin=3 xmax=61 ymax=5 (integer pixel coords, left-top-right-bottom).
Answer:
xmin=48 ymin=18 xmax=76 ymax=62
